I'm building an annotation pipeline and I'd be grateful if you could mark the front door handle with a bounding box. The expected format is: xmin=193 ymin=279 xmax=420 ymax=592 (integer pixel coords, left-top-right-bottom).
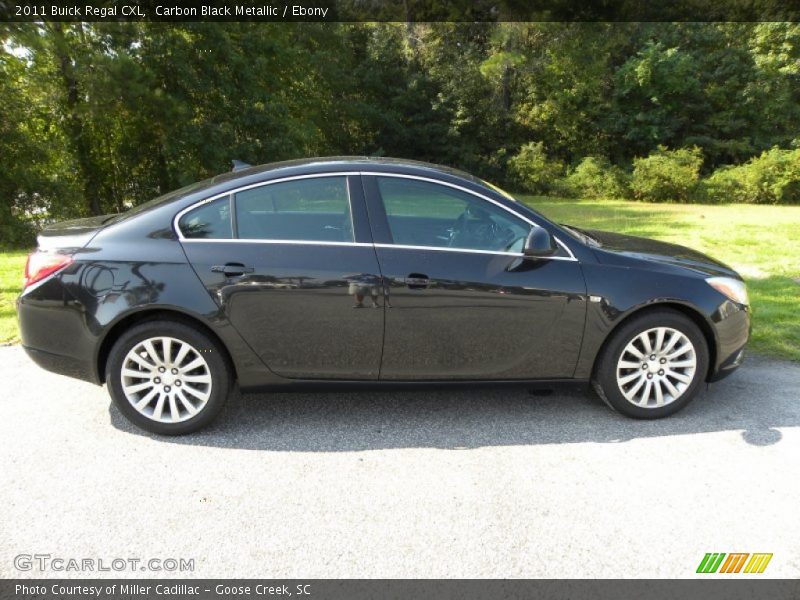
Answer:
xmin=211 ymin=263 xmax=254 ymax=277
xmin=404 ymin=273 xmax=430 ymax=289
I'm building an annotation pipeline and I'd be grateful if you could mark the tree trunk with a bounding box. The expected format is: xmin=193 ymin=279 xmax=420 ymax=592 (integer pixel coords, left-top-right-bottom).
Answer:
xmin=49 ymin=23 xmax=103 ymax=216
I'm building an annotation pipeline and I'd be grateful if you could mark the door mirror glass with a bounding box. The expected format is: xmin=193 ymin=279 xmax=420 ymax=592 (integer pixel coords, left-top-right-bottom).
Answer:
xmin=523 ymin=227 xmax=557 ymax=257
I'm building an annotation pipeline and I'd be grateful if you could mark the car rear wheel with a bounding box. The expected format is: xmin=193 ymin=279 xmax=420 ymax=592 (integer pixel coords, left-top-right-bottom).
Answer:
xmin=592 ymin=309 xmax=709 ymax=419
xmin=106 ymin=320 xmax=232 ymax=435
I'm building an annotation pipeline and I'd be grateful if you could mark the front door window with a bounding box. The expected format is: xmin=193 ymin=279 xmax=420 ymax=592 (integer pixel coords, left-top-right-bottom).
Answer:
xmin=375 ymin=177 xmax=530 ymax=253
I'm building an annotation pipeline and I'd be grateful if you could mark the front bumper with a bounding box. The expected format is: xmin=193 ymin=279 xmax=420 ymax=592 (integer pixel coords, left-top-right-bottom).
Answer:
xmin=707 ymin=301 xmax=750 ymax=382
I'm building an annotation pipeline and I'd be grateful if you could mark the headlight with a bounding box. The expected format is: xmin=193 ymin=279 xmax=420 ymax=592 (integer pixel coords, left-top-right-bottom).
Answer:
xmin=706 ymin=276 xmax=749 ymax=306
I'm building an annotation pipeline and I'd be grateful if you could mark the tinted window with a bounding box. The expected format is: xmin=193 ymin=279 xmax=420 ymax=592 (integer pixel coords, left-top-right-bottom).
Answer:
xmin=235 ymin=177 xmax=353 ymax=242
xmin=179 ymin=196 xmax=232 ymax=239
xmin=376 ymin=177 xmax=530 ymax=252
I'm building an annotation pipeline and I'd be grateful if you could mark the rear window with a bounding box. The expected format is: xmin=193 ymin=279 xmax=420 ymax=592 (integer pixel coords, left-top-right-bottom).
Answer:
xmin=178 ymin=197 xmax=233 ymax=239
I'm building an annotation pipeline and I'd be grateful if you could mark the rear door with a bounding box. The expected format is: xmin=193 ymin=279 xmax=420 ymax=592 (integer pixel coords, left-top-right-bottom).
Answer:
xmin=363 ymin=174 xmax=587 ymax=380
xmin=178 ymin=174 xmax=384 ymax=380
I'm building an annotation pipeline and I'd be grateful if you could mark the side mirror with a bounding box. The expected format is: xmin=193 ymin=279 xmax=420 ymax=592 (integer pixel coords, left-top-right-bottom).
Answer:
xmin=523 ymin=227 xmax=557 ymax=258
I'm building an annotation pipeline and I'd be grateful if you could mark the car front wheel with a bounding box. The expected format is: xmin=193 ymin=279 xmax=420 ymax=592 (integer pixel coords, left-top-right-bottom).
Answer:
xmin=106 ymin=320 xmax=232 ymax=434
xmin=592 ymin=309 xmax=709 ymax=419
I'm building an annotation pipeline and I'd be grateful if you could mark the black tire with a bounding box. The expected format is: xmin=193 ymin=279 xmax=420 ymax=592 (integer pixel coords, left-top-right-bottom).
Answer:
xmin=106 ymin=320 xmax=232 ymax=435
xmin=592 ymin=309 xmax=709 ymax=419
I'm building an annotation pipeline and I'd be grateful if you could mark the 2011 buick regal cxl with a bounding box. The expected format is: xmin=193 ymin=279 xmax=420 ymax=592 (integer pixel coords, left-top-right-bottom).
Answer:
xmin=17 ymin=157 xmax=750 ymax=434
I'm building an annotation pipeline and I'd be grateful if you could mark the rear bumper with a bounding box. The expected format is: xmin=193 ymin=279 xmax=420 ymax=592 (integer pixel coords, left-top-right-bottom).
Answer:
xmin=17 ymin=276 xmax=101 ymax=385
xmin=21 ymin=345 xmax=99 ymax=384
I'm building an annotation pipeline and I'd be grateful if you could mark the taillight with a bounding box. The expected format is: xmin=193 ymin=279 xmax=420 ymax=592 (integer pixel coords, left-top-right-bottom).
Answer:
xmin=23 ymin=252 xmax=74 ymax=288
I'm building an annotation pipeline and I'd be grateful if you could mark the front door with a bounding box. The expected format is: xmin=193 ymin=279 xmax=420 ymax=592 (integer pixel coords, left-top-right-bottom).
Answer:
xmin=178 ymin=174 xmax=384 ymax=380
xmin=363 ymin=174 xmax=587 ymax=380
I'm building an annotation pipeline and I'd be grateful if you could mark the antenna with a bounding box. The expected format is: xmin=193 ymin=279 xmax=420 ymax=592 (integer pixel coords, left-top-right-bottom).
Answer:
xmin=231 ymin=160 xmax=252 ymax=172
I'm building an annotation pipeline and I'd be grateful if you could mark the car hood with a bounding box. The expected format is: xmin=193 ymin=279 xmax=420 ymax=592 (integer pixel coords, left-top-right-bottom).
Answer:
xmin=575 ymin=227 xmax=739 ymax=278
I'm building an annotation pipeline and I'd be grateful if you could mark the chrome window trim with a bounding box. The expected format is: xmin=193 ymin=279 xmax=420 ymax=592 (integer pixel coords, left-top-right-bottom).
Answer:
xmin=172 ymin=170 xmax=578 ymax=262
xmin=373 ymin=243 xmax=576 ymax=261
xmin=362 ymin=172 xmax=577 ymax=261
xmin=179 ymin=239 xmax=374 ymax=247
xmin=346 ymin=176 xmax=356 ymax=240
xmin=173 ymin=172 xmax=360 ymax=242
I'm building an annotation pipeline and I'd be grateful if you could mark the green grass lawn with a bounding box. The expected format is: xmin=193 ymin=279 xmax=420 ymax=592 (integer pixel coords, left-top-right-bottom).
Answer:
xmin=0 ymin=251 xmax=28 ymax=345
xmin=1 ymin=198 xmax=798 ymax=359
xmin=523 ymin=196 xmax=800 ymax=361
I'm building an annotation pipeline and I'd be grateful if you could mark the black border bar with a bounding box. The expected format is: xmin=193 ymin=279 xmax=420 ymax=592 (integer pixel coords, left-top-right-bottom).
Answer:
xmin=1 ymin=0 xmax=800 ymax=22
xmin=4 ymin=579 xmax=800 ymax=600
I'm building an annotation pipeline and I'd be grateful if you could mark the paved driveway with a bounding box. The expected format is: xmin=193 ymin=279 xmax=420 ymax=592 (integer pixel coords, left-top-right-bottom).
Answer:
xmin=1 ymin=345 xmax=798 ymax=578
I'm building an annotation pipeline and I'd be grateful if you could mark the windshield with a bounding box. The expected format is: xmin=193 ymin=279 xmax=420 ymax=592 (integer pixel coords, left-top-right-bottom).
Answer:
xmin=479 ymin=178 xmax=517 ymax=202
xmin=561 ymin=224 xmax=601 ymax=247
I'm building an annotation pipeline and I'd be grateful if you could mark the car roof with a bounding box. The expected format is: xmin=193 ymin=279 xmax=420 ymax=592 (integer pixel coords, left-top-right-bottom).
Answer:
xmin=208 ymin=156 xmax=488 ymax=188
xmin=111 ymin=156 xmax=507 ymax=227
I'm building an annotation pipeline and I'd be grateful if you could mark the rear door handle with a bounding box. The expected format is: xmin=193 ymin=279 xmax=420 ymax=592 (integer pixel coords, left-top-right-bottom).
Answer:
xmin=404 ymin=273 xmax=430 ymax=289
xmin=211 ymin=263 xmax=254 ymax=277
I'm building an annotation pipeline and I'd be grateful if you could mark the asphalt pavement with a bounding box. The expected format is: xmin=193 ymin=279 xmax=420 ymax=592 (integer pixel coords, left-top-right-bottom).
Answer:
xmin=1 ymin=345 xmax=798 ymax=578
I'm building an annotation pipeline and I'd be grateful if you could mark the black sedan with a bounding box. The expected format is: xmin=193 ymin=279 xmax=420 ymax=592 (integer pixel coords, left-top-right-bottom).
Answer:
xmin=17 ymin=157 xmax=750 ymax=434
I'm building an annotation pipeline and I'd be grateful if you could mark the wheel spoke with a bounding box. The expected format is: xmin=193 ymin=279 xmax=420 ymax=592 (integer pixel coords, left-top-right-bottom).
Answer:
xmin=123 ymin=380 xmax=154 ymax=394
xmin=654 ymin=328 xmax=666 ymax=352
xmin=181 ymin=373 xmax=212 ymax=384
xmin=162 ymin=337 xmax=172 ymax=365
xmin=176 ymin=390 xmax=198 ymax=416
xmin=654 ymin=380 xmax=664 ymax=406
xmin=143 ymin=339 xmax=162 ymax=365
xmin=669 ymin=359 xmax=696 ymax=368
xmin=134 ymin=387 xmax=159 ymax=410
xmin=129 ymin=352 xmax=156 ymax=371
xmin=168 ymin=394 xmax=179 ymax=422
xmin=666 ymin=369 xmax=692 ymax=384
xmin=639 ymin=380 xmax=653 ymax=406
xmin=182 ymin=384 xmax=210 ymax=401
xmin=618 ymin=360 xmax=642 ymax=369
xmin=662 ymin=331 xmax=681 ymax=354
xmin=618 ymin=371 xmax=642 ymax=386
xmin=173 ymin=343 xmax=191 ymax=368
xmin=662 ymin=377 xmax=680 ymax=399
xmin=181 ymin=357 xmax=206 ymax=373
xmin=638 ymin=332 xmax=653 ymax=354
xmin=152 ymin=393 xmax=167 ymax=420
xmin=667 ymin=343 xmax=691 ymax=359
xmin=623 ymin=376 xmax=646 ymax=401
xmin=122 ymin=368 xmax=150 ymax=379
xmin=625 ymin=345 xmax=644 ymax=360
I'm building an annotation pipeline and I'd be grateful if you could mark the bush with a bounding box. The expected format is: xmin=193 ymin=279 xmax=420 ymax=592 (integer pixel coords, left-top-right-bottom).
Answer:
xmin=507 ymin=142 xmax=565 ymax=195
xmin=630 ymin=146 xmax=703 ymax=202
xmin=0 ymin=203 xmax=36 ymax=250
xmin=704 ymin=147 xmax=800 ymax=204
xmin=563 ymin=156 xmax=630 ymax=199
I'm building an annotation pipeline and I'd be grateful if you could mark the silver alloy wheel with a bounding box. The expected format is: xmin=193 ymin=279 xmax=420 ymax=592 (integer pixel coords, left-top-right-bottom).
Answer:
xmin=120 ymin=336 xmax=212 ymax=423
xmin=615 ymin=327 xmax=697 ymax=408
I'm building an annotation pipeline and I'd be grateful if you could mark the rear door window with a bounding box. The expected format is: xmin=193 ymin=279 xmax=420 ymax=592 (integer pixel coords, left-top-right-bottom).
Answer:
xmin=235 ymin=177 xmax=353 ymax=242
